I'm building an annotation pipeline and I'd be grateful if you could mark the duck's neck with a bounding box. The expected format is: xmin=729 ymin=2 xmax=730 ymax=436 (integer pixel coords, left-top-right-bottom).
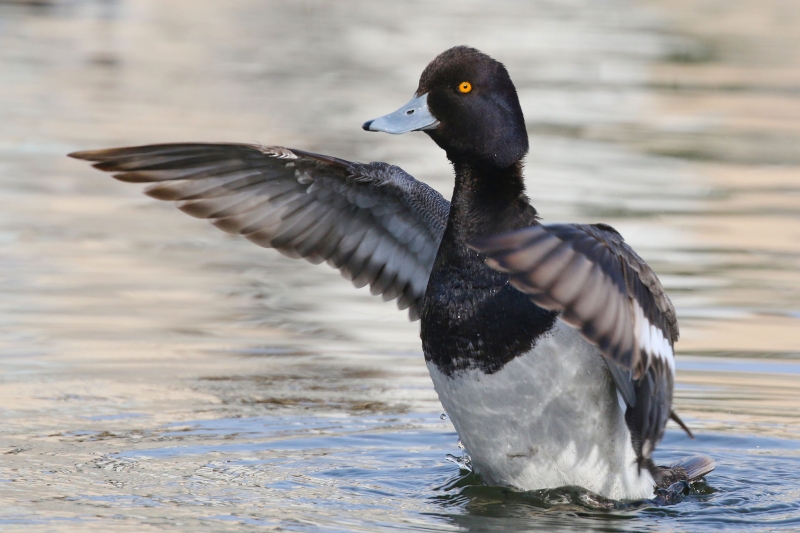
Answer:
xmin=445 ymin=157 xmax=537 ymax=243
xmin=421 ymin=156 xmax=557 ymax=375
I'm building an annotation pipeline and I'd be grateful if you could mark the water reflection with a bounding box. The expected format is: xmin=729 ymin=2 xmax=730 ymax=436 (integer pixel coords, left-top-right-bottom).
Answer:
xmin=0 ymin=0 xmax=798 ymax=531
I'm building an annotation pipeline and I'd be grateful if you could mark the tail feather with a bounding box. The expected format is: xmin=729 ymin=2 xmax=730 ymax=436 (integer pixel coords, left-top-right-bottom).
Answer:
xmin=671 ymin=454 xmax=715 ymax=481
xmin=656 ymin=454 xmax=715 ymax=487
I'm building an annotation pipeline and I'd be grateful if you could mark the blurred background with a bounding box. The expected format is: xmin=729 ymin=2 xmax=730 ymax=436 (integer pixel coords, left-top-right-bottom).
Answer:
xmin=0 ymin=0 xmax=799 ymax=531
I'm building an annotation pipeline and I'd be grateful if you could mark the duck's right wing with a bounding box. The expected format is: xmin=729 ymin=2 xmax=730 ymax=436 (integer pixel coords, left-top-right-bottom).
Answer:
xmin=69 ymin=143 xmax=450 ymax=320
xmin=469 ymin=223 xmax=679 ymax=467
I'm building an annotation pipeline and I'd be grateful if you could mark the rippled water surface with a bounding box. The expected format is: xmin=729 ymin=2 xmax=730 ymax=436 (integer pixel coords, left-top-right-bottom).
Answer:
xmin=1 ymin=0 xmax=799 ymax=531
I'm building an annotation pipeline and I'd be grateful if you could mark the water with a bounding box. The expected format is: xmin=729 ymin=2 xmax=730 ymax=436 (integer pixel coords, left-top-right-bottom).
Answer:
xmin=1 ymin=0 xmax=799 ymax=531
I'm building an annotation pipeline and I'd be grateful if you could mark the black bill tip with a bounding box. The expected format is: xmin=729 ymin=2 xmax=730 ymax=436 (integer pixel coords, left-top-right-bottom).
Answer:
xmin=362 ymin=120 xmax=374 ymax=131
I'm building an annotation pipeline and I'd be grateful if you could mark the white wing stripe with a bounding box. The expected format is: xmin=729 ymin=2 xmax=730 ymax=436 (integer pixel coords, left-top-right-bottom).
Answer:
xmin=633 ymin=300 xmax=675 ymax=376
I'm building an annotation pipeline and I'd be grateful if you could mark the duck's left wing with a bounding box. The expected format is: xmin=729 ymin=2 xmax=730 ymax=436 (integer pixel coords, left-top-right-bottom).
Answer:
xmin=69 ymin=143 xmax=450 ymax=320
xmin=469 ymin=223 xmax=678 ymax=466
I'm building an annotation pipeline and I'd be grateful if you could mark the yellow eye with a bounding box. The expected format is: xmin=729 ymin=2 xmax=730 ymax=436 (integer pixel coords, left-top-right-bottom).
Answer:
xmin=458 ymin=81 xmax=472 ymax=93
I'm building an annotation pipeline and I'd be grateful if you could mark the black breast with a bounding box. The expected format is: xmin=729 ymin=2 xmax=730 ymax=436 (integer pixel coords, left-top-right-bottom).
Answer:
xmin=420 ymin=245 xmax=558 ymax=376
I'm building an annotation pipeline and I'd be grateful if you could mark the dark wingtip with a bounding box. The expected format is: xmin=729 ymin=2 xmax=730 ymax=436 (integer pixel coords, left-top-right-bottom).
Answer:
xmin=670 ymin=410 xmax=694 ymax=439
xmin=68 ymin=147 xmax=126 ymax=162
xmin=362 ymin=120 xmax=374 ymax=131
xmin=68 ymin=149 xmax=100 ymax=161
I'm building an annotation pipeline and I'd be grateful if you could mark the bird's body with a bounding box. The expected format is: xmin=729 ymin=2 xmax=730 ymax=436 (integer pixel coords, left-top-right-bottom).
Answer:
xmin=69 ymin=45 xmax=713 ymax=500
xmin=428 ymin=321 xmax=654 ymax=500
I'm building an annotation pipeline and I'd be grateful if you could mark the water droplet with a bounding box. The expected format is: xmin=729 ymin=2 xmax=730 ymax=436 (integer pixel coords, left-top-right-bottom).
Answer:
xmin=440 ymin=412 xmax=447 ymax=420
xmin=445 ymin=453 xmax=473 ymax=472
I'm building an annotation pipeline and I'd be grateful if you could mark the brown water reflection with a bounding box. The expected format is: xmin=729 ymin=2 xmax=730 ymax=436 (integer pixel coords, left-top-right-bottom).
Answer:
xmin=0 ymin=0 xmax=799 ymax=530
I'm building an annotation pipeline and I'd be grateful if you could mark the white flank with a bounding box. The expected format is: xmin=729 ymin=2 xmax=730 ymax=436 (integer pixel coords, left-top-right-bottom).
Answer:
xmin=428 ymin=320 xmax=655 ymax=501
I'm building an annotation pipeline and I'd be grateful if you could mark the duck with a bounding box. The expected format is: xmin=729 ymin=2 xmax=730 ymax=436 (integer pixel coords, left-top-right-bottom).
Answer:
xmin=69 ymin=45 xmax=713 ymax=501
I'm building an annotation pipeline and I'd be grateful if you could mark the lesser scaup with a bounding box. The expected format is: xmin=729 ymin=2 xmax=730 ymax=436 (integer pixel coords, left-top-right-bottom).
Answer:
xmin=69 ymin=45 xmax=713 ymax=500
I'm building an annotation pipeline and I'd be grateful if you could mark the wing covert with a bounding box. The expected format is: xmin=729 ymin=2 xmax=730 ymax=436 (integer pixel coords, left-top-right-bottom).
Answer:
xmin=69 ymin=143 xmax=450 ymax=320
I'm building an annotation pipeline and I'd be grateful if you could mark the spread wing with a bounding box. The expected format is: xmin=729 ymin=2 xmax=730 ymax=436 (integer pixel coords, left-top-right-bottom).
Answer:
xmin=469 ymin=223 xmax=677 ymax=466
xmin=69 ymin=143 xmax=450 ymax=320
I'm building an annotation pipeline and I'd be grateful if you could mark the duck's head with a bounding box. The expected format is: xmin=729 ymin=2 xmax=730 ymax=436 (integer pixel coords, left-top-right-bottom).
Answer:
xmin=364 ymin=46 xmax=528 ymax=169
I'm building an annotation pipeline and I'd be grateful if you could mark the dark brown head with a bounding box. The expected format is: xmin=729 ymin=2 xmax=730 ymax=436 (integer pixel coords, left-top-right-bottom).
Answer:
xmin=364 ymin=46 xmax=528 ymax=169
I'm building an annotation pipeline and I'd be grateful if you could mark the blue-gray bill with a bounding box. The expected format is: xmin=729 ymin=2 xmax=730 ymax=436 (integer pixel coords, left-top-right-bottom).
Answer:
xmin=362 ymin=93 xmax=439 ymax=134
